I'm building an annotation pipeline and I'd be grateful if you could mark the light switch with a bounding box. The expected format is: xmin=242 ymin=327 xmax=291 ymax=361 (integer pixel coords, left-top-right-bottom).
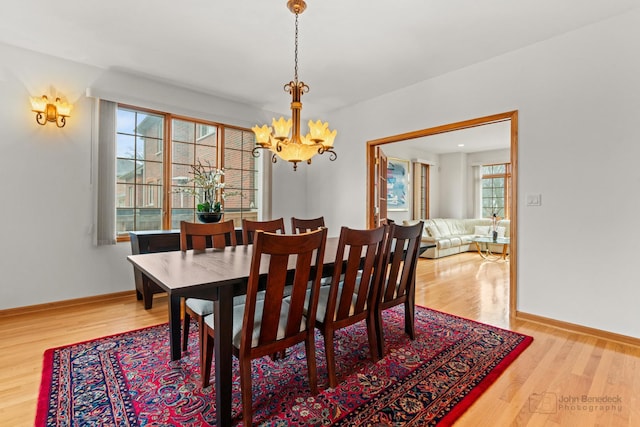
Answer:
xmin=526 ymin=193 xmax=542 ymax=206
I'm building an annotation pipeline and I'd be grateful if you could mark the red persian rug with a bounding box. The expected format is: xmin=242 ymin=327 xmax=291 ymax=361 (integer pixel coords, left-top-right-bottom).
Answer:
xmin=37 ymin=306 xmax=532 ymax=426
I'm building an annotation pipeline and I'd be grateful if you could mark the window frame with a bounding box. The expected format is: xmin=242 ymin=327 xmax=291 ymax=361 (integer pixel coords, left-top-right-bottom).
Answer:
xmin=115 ymin=103 xmax=259 ymax=242
xmin=481 ymin=162 xmax=511 ymax=219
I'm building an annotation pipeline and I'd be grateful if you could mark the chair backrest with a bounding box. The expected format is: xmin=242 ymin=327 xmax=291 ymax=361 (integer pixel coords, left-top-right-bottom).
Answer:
xmin=240 ymin=228 xmax=328 ymax=355
xmin=180 ymin=220 xmax=237 ymax=251
xmin=242 ymin=218 xmax=286 ymax=245
xmin=291 ymin=216 xmax=325 ymax=234
xmin=324 ymin=225 xmax=387 ymax=324
xmin=377 ymin=221 xmax=423 ymax=309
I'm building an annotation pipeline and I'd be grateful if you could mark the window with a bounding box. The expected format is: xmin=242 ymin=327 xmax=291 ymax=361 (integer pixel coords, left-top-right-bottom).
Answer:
xmin=116 ymin=105 xmax=260 ymax=240
xmin=221 ymin=127 xmax=259 ymax=226
xmin=197 ymin=124 xmax=216 ymax=140
xmin=116 ymin=108 xmax=164 ymax=235
xmin=481 ymin=163 xmax=511 ymax=219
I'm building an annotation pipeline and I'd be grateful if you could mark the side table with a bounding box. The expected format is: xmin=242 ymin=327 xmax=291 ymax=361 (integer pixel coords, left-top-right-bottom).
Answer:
xmin=471 ymin=236 xmax=510 ymax=261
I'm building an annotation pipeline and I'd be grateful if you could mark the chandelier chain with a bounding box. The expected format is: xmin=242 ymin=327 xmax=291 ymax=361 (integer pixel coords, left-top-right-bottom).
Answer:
xmin=294 ymin=12 xmax=299 ymax=83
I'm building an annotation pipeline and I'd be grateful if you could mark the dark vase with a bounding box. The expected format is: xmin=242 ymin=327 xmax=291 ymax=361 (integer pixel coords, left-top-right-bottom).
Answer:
xmin=197 ymin=212 xmax=223 ymax=223
xmin=492 ymin=230 xmax=498 ymax=241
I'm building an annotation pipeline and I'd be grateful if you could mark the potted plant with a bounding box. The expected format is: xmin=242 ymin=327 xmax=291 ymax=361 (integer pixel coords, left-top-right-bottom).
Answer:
xmin=178 ymin=160 xmax=227 ymax=223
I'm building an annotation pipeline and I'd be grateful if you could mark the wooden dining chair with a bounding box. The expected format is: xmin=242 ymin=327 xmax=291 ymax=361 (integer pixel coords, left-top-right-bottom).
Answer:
xmin=179 ymin=220 xmax=237 ymax=365
xmin=374 ymin=221 xmax=424 ymax=358
xmin=241 ymin=217 xmax=286 ymax=245
xmin=291 ymin=216 xmax=325 ymax=234
xmin=291 ymin=216 xmax=332 ymax=287
xmin=312 ymin=225 xmax=387 ymax=388
xmin=201 ymin=228 xmax=328 ymax=426
xmin=180 ymin=219 xmax=237 ymax=252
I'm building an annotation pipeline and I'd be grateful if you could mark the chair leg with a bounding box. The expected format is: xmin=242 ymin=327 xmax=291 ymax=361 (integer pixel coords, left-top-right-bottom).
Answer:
xmin=404 ymin=300 xmax=415 ymax=340
xmin=374 ymin=309 xmax=385 ymax=358
xmin=201 ymin=325 xmax=214 ymax=388
xmin=240 ymin=358 xmax=253 ymax=427
xmin=305 ymin=335 xmax=319 ymax=394
xmin=182 ymin=310 xmax=191 ymax=351
xmin=324 ymin=331 xmax=337 ymax=389
xmin=197 ymin=316 xmax=206 ymax=377
xmin=365 ymin=315 xmax=380 ymax=362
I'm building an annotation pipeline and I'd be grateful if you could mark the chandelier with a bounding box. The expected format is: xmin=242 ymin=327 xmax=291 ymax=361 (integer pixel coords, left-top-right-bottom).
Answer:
xmin=252 ymin=0 xmax=337 ymax=171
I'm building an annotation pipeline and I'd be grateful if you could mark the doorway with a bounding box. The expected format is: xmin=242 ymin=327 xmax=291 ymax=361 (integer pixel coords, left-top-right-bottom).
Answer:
xmin=366 ymin=111 xmax=518 ymax=317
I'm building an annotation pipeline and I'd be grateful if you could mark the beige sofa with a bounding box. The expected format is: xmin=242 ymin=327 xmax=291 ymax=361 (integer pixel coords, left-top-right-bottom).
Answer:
xmin=404 ymin=218 xmax=510 ymax=259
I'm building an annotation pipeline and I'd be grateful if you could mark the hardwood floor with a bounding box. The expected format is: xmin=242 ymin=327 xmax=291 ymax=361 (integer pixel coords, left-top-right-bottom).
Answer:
xmin=1 ymin=252 xmax=638 ymax=426
xmin=417 ymin=253 xmax=639 ymax=427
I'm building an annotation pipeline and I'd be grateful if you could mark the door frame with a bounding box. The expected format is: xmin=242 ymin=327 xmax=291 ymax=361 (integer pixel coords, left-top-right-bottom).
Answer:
xmin=366 ymin=110 xmax=518 ymax=318
xmin=373 ymin=146 xmax=388 ymax=226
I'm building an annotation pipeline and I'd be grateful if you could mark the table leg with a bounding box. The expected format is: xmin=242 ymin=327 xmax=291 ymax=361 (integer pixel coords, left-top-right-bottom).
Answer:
xmin=169 ymin=294 xmax=182 ymax=361
xmin=214 ymin=284 xmax=234 ymax=427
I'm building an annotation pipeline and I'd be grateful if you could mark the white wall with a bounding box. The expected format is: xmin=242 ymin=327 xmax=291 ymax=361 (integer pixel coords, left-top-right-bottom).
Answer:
xmin=271 ymin=161 xmax=309 ymax=222
xmin=439 ymin=153 xmax=467 ymax=218
xmin=0 ymin=42 xmax=306 ymax=310
xmin=310 ymin=9 xmax=640 ymax=338
xmin=467 ymin=148 xmax=510 ymax=166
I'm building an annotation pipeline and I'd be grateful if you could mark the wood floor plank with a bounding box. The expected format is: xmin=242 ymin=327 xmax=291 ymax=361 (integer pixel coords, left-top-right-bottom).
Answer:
xmin=0 ymin=252 xmax=638 ymax=426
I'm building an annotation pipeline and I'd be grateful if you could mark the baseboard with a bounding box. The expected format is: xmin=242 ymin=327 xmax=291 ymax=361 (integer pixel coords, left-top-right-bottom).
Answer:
xmin=0 ymin=291 xmax=137 ymax=318
xmin=516 ymin=311 xmax=640 ymax=348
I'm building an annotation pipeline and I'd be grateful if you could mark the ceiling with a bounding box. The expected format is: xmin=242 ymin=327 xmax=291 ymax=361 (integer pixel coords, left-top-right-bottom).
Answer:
xmin=395 ymin=120 xmax=513 ymax=154
xmin=2 ymin=0 xmax=638 ymax=119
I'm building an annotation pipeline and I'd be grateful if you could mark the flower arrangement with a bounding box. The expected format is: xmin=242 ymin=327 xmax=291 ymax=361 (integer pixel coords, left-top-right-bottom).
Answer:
xmin=178 ymin=160 xmax=227 ymax=213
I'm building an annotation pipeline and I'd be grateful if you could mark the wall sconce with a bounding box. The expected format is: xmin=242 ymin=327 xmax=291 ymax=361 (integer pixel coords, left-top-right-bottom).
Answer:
xmin=30 ymin=95 xmax=72 ymax=128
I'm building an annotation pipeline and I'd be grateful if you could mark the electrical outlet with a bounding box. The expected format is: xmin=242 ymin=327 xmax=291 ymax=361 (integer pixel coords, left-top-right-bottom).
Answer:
xmin=526 ymin=194 xmax=542 ymax=206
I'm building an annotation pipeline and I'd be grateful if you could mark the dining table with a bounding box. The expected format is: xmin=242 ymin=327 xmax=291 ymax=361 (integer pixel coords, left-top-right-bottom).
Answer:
xmin=127 ymin=236 xmax=342 ymax=427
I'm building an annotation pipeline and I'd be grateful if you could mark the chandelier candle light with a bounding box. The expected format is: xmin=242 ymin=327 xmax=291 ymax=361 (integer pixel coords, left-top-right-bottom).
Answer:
xmin=252 ymin=0 xmax=337 ymax=171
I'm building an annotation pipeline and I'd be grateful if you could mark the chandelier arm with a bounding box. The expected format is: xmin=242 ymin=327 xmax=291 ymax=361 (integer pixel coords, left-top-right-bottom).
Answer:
xmin=325 ymin=149 xmax=338 ymax=161
xmin=35 ymin=112 xmax=46 ymax=126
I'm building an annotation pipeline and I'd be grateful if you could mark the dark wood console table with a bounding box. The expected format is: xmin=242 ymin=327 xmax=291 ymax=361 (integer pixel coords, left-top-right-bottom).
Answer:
xmin=129 ymin=230 xmax=181 ymax=309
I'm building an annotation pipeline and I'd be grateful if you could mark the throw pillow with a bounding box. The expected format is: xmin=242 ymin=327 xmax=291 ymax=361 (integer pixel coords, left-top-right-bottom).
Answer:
xmin=474 ymin=225 xmax=490 ymax=236
xmin=426 ymin=225 xmax=441 ymax=238
xmin=497 ymin=226 xmax=506 ymax=238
